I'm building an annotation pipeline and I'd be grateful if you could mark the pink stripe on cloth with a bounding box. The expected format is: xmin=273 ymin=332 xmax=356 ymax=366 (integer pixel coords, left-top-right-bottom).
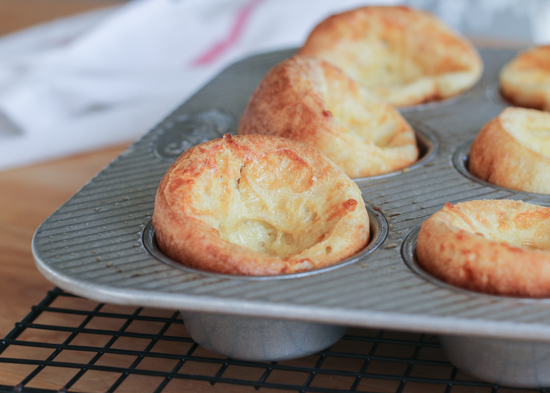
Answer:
xmin=191 ymin=0 xmax=264 ymax=66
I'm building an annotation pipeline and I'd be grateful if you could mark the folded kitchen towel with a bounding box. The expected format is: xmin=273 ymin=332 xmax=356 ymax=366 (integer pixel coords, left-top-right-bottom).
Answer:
xmin=0 ymin=0 xmax=399 ymax=170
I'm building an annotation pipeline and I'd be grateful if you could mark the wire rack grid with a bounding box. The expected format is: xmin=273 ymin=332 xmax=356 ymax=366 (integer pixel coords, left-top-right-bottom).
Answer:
xmin=0 ymin=287 xmax=545 ymax=393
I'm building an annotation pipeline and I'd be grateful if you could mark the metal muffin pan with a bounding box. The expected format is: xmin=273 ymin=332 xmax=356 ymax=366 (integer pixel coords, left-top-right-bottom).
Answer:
xmin=33 ymin=47 xmax=550 ymax=387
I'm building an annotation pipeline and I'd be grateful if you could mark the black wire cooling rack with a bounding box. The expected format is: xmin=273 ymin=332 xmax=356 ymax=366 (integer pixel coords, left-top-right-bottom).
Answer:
xmin=0 ymin=287 xmax=544 ymax=393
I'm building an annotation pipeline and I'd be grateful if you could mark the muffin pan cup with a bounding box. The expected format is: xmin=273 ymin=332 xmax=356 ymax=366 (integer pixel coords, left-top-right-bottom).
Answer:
xmin=142 ymin=206 xmax=385 ymax=362
xmin=181 ymin=312 xmax=348 ymax=362
xmin=32 ymin=47 xmax=550 ymax=387
xmin=440 ymin=335 xmax=550 ymax=387
xmin=402 ymin=226 xmax=550 ymax=387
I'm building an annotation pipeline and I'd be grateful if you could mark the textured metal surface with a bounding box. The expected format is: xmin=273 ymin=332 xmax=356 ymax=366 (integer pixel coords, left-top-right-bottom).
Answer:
xmin=182 ymin=311 xmax=347 ymax=361
xmin=32 ymin=48 xmax=550 ymax=343
xmin=440 ymin=335 xmax=550 ymax=387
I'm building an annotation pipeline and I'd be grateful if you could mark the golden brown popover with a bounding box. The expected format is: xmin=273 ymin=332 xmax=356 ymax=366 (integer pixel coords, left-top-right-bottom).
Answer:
xmin=469 ymin=107 xmax=550 ymax=194
xmin=417 ymin=200 xmax=550 ymax=298
xmin=298 ymin=6 xmax=483 ymax=107
xmin=153 ymin=134 xmax=369 ymax=276
xmin=238 ymin=55 xmax=418 ymax=178
xmin=500 ymin=46 xmax=550 ymax=111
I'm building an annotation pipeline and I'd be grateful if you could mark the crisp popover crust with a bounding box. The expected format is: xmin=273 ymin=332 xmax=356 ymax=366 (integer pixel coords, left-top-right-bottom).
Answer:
xmin=153 ymin=134 xmax=369 ymax=276
xmin=417 ymin=200 xmax=550 ymax=298
xmin=298 ymin=6 xmax=482 ymax=107
xmin=469 ymin=107 xmax=550 ymax=195
xmin=500 ymin=46 xmax=550 ymax=111
xmin=237 ymin=55 xmax=418 ymax=178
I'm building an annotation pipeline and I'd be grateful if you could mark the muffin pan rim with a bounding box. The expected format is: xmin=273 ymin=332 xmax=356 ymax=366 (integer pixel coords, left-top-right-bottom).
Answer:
xmin=142 ymin=203 xmax=388 ymax=281
xmin=401 ymin=225 xmax=550 ymax=304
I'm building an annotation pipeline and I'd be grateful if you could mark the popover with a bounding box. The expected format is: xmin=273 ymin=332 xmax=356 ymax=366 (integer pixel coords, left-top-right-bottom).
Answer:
xmin=299 ymin=6 xmax=483 ymax=107
xmin=238 ymin=55 xmax=418 ymax=178
xmin=153 ymin=134 xmax=369 ymax=276
xmin=417 ymin=200 xmax=550 ymax=298
xmin=469 ymin=107 xmax=550 ymax=195
xmin=500 ymin=46 xmax=550 ymax=111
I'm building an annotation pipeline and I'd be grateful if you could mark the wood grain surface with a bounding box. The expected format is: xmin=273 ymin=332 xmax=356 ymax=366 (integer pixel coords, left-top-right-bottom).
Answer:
xmin=0 ymin=1 xmax=131 ymax=389
xmin=0 ymin=0 xmax=128 ymax=332
xmin=0 ymin=142 xmax=130 ymax=335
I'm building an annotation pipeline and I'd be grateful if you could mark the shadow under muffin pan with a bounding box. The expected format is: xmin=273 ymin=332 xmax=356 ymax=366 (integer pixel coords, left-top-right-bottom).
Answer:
xmin=32 ymin=47 xmax=550 ymax=388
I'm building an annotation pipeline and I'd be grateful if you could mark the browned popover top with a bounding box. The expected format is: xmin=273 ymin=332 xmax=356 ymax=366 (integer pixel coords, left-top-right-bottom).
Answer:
xmin=299 ymin=6 xmax=482 ymax=107
xmin=500 ymin=45 xmax=550 ymax=111
xmin=238 ymin=55 xmax=418 ymax=178
xmin=153 ymin=134 xmax=369 ymax=276
xmin=469 ymin=107 xmax=550 ymax=195
xmin=417 ymin=200 xmax=550 ymax=298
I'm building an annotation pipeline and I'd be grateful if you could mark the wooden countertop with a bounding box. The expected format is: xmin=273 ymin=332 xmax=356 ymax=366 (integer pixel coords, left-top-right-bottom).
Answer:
xmin=0 ymin=143 xmax=130 ymax=338
xmin=0 ymin=1 xmax=131 ymax=389
xmin=0 ymin=0 xmax=129 ymax=338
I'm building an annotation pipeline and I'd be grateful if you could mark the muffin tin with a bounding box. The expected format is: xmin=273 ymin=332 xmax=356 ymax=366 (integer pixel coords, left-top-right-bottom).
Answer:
xmin=33 ymin=47 xmax=550 ymax=387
